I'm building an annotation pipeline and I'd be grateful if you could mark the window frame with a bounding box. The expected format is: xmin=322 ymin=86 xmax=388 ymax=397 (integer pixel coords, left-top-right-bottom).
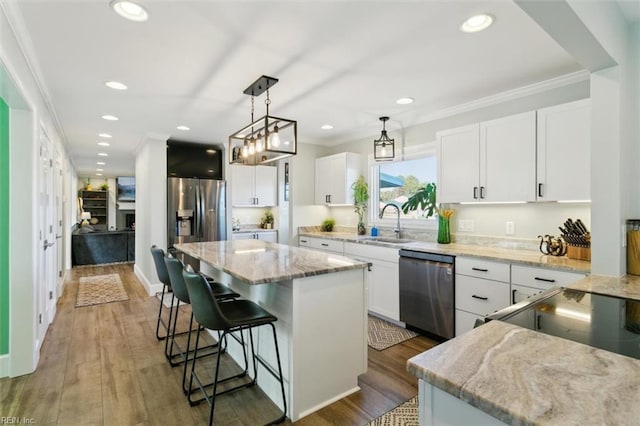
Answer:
xmin=369 ymin=142 xmax=438 ymax=229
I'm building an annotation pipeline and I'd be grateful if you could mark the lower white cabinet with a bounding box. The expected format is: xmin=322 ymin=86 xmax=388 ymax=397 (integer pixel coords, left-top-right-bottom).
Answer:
xmin=298 ymin=236 xmax=344 ymax=254
xmin=344 ymin=242 xmax=400 ymax=321
xmin=455 ymin=257 xmax=511 ymax=336
xmin=510 ymin=265 xmax=586 ymax=305
xmin=232 ymin=231 xmax=277 ymax=242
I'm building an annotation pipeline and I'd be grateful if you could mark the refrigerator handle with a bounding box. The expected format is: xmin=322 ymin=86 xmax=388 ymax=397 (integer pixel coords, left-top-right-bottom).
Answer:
xmin=195 ymin=182 xmax=201 ymax=239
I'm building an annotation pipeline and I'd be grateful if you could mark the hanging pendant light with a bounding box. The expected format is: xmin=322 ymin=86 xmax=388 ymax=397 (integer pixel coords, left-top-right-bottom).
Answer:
xmin=374 ymin=116 xmax=395 ymax=161
xmin=228 ymin=75 xmax=297 ymax=165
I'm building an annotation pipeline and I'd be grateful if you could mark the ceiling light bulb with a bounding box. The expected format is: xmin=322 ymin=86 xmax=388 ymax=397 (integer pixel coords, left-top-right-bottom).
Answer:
xmin=102 ymin=115 xmax=118 ymax=121
xmin=96 ymin=173 xmax=103 ymax=176
xmin=206 ymin=149 xmax=216 ymax=154
xmin=98 ymin=142 xmax=110 ymax=147
xmin=98 ymin=152 xmax=108 ymax=157
xmin=176 ymin=125 xmax=190 ymax=131
xmin=380 ymin=145 xmax=387 ymax=157
xmin=321 ymin=124 xmax=334 ymax=130
xmin=105 ymin=81 xmax=127 ymax=90
xmin=241 ymin=143 xmax=249 ymax=158
xmin=110 ymin=0 xmax=149 ymax=22
xmin=97 ymin=161 xmax=106 ymax=165
xmin=460 ymin=14 xmax=494 ymax=33
xmin=255 ymin=133 xmax=263 ymax=153
xmin=98 ymin=133 xmax=112 ymax=138
xmin=248 ymin=139 xmax=256 ymax=155
xmin=396 ymin=97 xmax=414 ymax=105
xmin=270 ymin=125 xmax=281 ymax=148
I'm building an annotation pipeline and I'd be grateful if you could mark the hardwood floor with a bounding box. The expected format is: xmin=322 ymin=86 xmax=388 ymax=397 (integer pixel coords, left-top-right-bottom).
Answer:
xmin=0 ymin=263 xmax=438 ymax=425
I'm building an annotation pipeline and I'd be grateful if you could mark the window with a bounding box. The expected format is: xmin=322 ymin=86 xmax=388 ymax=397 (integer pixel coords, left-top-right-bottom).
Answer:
xmin=370 ymin=144 xmax=437 ymax=224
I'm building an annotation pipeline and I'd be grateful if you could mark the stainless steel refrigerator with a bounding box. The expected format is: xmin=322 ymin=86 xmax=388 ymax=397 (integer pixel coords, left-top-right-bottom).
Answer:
xmin=167 ymin=177 xmax=226 ymax=249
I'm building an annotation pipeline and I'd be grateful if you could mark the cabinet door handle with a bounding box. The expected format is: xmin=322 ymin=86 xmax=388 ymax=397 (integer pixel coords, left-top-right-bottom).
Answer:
xmin=512 ymin=289 xmax=517 ymax=305
xmin=536 ymin=314 xmax=541 ymax=329
xmin=538 ymin=183 xmax=544 ymax=197
xmin=300 ymin=239 xmax=308 ymax=243
xmin=471 ymin=267 xmax=488 ymax=272
xmin=534 ymin=277 xmax=556 ymax=283
xmin=480 ymin=186 xmax=485 ymax=199
xmin=473 ymin=187 xmax=478 ymax=199
xmin=472 ymin=294 xmax=488 ymax=301
xmin=321 ymin=243 xmax=329 ymax=247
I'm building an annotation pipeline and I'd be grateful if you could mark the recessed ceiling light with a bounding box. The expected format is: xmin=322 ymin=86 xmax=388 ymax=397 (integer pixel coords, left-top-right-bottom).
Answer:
xmin=96 ymin=173 xmax=103 ymax=176
xmin=176 ymin=125 xmax=190 ymax=131
xmin=96 ymin=168 xmax=104 ymax=172
xmin=105 ymin=81 xmax=128 ymax=90
xmin=110 ymin=0 xmax=149 ymax=22
xmin=321 ymin=124 xmax=334 ymax=130
xmin=98 ymin=152 xmax=109 ymax=157
xmin=102 ymin=115 xmax=119 ymax=121
xmin=460 ymin=14 xmax=494 ymax=33
xmin=207 ymin=169 xmax=214 ymax=173
xmin=206 ymin=149 xmax=216 ymax=154
xmin=396 ymin=97 xmax=414 ymax=105
xmin=98 ymin=142 xmax=110 ymax=147
xmin=97 ymin=161 xmax=106 ymax=165
xmin=98 ymin=133 xmax=112 ymax=138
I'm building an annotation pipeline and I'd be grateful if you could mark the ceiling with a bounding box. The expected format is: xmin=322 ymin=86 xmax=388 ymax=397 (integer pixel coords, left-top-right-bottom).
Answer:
xmin=9 ymin=1 xmax=602 ymax=177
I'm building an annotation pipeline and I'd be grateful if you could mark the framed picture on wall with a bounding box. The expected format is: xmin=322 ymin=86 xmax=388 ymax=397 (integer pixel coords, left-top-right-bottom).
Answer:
xmin=117 ymin=176 xmax=135 ymax=201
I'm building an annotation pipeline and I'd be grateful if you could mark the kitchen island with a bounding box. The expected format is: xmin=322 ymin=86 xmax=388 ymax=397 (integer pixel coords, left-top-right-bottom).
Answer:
xmin=407 ymin=274 xmax=640 ymax=425
xmin=174 ymin=240 xmax=369 ymax=422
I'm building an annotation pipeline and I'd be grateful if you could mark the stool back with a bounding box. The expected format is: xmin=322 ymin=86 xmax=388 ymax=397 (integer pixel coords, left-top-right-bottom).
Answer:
xmin=182 ymin=266 xmax=230 ymax=331
xmin=164 ymin=255 xmax=191 ymax=304
xmin=150 ymin=245 xmax=171 ymax=288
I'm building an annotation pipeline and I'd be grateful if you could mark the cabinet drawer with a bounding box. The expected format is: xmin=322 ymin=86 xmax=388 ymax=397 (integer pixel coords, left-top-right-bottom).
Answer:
xmin=455 ymin=275 xmax=510 ymax=315
xmin=456 ymin=257 xmax=510 ymax=283
xmin=511 ymin=265 xmax=585 ymax=290
xmin=298 ymin=236 xmax=344 ymax=254
xmin=344 ymin=242 xmax=399 ymax=262
xmin=455 ymin=309 xmax=485 ymax=337
xmin=511 ymin=284 xmax=545 ymax=305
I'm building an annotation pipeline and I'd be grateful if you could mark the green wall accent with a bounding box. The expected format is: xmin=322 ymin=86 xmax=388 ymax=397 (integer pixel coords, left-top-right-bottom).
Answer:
xmin=0 ymin=97 xmax=8 ymax=355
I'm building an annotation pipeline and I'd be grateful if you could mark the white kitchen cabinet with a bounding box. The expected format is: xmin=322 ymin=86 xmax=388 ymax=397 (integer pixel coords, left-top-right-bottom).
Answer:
xmin=438 ymin=111 xmax=536 ymax=203
xmin=298 ymin=236 xmax=344 ymax=254
xmin=315 ymin=152 xmax=362 ymax=205
xmin=510 ymin=264 xmax=586 ymax=304
xmin=454 ymin=257 xmax=511 ymax=336
xmin=230 ymin=165 xmax=277 ymax=207
xmin=536 ymin=99 xmax=591 ymax=201
xmin=232 ymin=231 xmax=277 ymax=242
xmin=344 ymin=242 xmax=400 ymax=321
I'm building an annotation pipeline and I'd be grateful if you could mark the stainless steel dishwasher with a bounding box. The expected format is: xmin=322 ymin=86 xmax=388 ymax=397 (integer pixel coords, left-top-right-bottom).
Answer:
xmin=399 ymin=249 xmax=454 ymax=339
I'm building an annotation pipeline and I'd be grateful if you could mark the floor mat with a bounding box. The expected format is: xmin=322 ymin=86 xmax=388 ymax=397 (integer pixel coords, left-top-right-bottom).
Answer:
xmin=367 ymin=396 xmax=418 ymax=425
xmin=75 ymin=273 xmax=129 ymax=307
xmin=368 ymin=315 xmax=418 ymax=351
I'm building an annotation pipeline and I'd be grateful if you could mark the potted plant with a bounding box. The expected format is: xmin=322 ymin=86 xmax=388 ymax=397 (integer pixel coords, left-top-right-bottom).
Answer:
xmin=321 ymin=218 xmax=335 ymax=232
xmin=100 ymin=182 xmax=109 ymax=191
xmin=401 ymin=182 xmax=454 ymax=243
xmin=352 ymin=175 xmax=369 ymax=235
xmin=85 ymin=178 xmax=92 ymax=191
xmin=261 ymin=210 xmax=274 ymax=229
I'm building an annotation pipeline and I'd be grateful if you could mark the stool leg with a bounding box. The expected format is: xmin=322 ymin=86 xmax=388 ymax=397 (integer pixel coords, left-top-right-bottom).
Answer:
xmin=209 ymin=330 xmax=227 ymax=426
xmin=155 ymin=284 xmax=168 ymax=340
xmin=182 ymin=312 xmax=194 ymax=395
xmin=269 ymin=322 xmax=287 ymax=424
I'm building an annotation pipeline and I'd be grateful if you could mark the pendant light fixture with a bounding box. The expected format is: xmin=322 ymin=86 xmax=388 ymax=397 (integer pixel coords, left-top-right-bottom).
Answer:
xmin=374 ymin=116 xmax=395 ymax=161
xmin=229 ymin=75 xmax=297 ymax=166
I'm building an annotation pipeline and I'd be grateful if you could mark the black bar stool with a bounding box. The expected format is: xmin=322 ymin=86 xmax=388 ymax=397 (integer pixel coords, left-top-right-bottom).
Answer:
xmin=150 ymin=245 xmax=176 ymax=341
xmin=164 ymin=254 xmax=239 ymax=400
xmin=182 ymin=266 xmax=287 ymax=426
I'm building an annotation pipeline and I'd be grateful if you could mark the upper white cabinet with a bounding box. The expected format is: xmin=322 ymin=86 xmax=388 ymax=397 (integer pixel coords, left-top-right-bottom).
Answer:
xmin=536 ymin=99 xmax=591 ymax=201
xmin=315 ymin=152 xmax=362 ymax=205
xmin=438 ymin=111 xmax=536 ymax=203
xmin=230 ymin=165 xmax=277 ymax=207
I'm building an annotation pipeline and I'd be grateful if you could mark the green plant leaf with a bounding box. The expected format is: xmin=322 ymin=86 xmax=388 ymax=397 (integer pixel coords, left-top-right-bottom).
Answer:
xmin=401 ymin=182 xmax=438 ymax=218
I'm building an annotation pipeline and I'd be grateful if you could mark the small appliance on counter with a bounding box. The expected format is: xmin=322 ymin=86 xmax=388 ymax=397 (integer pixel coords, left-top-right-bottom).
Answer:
xmin=481 ymin=287 xmax=639 ymax=360
xmin=627 ymin=219 xmax=640 ymax=275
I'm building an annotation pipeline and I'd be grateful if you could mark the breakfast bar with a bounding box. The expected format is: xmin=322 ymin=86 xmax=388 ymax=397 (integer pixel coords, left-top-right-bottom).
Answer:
xmin=174 ymin=240 xmax=369 ymax=422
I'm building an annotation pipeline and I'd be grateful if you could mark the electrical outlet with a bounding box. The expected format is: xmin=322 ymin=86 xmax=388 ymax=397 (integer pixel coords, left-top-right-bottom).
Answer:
xmin=458 ymin=219 xmax=474 ymax=233
xmin=506 ymin=221 xmax=515 ymax=235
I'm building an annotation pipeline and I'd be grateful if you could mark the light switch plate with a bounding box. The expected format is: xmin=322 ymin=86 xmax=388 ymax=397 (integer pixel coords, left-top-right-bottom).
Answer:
xmin=506 ymin=221 xmax=515 ymax=235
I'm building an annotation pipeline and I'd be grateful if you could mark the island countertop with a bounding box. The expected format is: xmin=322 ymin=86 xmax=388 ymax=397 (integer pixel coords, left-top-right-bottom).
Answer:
xmin=174 ymin=240 xmax=369 ymax=285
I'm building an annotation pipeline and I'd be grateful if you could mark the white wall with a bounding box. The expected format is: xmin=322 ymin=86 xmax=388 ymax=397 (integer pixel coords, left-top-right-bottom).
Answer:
xmin=134 ymin=134 xmax=168 ymax=295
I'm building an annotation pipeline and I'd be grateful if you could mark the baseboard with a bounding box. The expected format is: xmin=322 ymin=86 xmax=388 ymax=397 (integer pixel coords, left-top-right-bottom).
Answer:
xmin=296 ymin=386 xmax=361 ymax=421
xmin=0 ymin=354 xmax=9 ymax=378
xmin=134 ymin=264 xmax=164 ymax=296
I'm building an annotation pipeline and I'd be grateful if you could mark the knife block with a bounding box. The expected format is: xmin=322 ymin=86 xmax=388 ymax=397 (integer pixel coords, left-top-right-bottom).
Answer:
xmin=567 ymin=245 xmax=591 ymax=261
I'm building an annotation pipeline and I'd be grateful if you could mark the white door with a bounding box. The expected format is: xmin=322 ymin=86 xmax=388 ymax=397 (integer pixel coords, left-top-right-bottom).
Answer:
xmin=37 ymin=127 xmax=56 ymax=346
xmin=369 ymin=259 xmax=400 ymax=321
xmin=55 ymin=148 xmax=65 ymax=294
xmin=480 ymin=111 xmax=536 ymax=202
xmin=437 ymin=124 xmax=480 ymax=203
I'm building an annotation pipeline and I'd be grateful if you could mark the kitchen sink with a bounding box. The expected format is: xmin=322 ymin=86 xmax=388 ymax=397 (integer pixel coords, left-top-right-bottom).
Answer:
xmin=359 ymin=237 xmax=415 ymax=245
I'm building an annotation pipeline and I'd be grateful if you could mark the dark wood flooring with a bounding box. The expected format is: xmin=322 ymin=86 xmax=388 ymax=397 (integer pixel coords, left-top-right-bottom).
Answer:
xmin=0 ymin=263 xmax=438 ymax=425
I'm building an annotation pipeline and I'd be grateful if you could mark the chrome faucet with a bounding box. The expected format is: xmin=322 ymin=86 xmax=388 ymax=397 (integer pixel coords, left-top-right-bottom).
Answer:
xmin=379 ymin=203 xmax=402 ymax=239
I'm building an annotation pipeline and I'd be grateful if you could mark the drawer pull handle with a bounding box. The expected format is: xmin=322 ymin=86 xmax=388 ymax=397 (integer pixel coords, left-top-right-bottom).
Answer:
xmin=534 ymin=277 xmax=556 ymax=283
xmin=471 ymin=267 xmax=488 ymax=272
xmin=300 ymin=239 xmax=308 ymax=243
xmin=512 ymin=289 xmax=517 ymax=305
xmin=472 ymin=294 xmax=488 ymax=301
xmin=321 ymin=243 xmax=329 ymax=247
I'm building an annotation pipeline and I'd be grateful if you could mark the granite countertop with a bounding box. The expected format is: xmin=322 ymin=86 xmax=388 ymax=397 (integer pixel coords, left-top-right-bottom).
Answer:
xmin=233 ymin=228 xmax=277 ymax=233
xmin=407 ymin=320 xmax=640 ymax=425
xmin=568 ymin=273 xmax=640 ymax=301
xmin=299 ymin=231 xmax=590 ymax=274
xmin=174 ymin=240 xmax=368 ymax=285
